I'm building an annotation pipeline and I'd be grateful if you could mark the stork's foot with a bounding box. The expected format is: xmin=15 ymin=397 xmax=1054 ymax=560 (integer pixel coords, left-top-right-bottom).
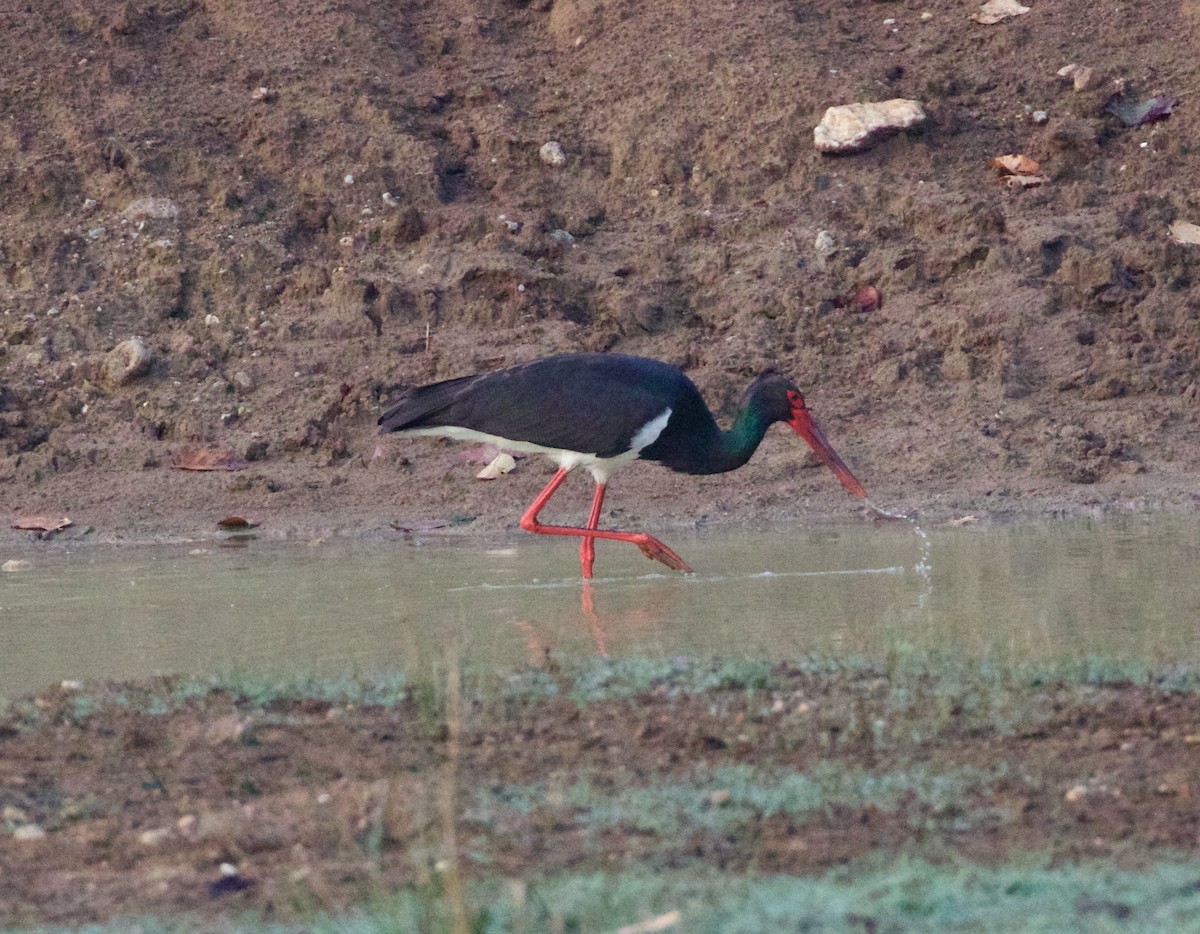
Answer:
xmin=632 ymin=533 xmax=693 ymax=573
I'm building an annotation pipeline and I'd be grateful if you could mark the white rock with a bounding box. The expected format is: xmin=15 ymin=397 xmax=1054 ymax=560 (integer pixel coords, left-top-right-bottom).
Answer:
xmin=814 ymin=100 xmax=926 ymax=153
xmin=476 ymin=453 xmax=517 ymax=480
xmin=139 ymin=827 xmax=173 ymax=846
xmin=539 ymin=141 xmax=567 ymax=167
xmin=13 ymin=824 xmax=47 ymax=841
xmin=2 ymin=560 xmax=32 ymax=572
xmin=971 ymin=0 xmax=1030 ymax=24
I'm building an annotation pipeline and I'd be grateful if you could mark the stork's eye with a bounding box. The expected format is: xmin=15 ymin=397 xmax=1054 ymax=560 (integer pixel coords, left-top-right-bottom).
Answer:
xmin=786 ymin=389 xmax=806 ymax=410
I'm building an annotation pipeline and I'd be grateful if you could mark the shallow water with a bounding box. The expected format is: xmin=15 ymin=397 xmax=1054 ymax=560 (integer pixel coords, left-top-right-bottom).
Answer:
xmin=2 ymin=515 xmax=1199 ymax=699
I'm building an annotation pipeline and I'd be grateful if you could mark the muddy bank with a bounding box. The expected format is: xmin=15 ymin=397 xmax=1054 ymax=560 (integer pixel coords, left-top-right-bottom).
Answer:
xmin=4 ymin=0 xmax=1200 ymax=543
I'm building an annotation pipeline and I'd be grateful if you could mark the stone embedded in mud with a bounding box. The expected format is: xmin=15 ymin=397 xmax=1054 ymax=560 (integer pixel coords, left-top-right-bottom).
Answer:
xmin=813 ymin=100 xmax=926 ymax=153
xmin=102 ymin=337 xmax=152 ymax=388
xmin=539 ymin=140 xmax=567 ymax=167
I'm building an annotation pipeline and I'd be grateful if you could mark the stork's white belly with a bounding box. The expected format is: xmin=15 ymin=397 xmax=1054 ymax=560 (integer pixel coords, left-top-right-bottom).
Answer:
xmin=401 ymin=407 xmax=673 ymax=484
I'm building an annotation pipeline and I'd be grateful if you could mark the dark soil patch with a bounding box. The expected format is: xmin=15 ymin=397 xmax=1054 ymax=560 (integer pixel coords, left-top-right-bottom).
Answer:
xmin=3 ymin=664 xmax=1200 ymax=926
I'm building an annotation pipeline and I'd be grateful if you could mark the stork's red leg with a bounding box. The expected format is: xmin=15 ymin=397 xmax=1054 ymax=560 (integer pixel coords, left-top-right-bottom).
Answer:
xmin=579 ymin=482 xmax=607 ymax=579
xmin=519 ymin=468 xmax=693 ymax=575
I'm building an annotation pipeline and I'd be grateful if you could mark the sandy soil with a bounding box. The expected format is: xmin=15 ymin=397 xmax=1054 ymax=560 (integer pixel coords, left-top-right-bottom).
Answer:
xmin=4 ymin=0 xmax=1200 ymax=925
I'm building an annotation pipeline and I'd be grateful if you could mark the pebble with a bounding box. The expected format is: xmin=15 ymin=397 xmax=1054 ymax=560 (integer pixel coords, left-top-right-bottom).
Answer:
xmin=1064 ymin=784 xmax=1088 ymax=803
xmin=539 ymin=141 xmax=567 ymax=167
xmin=2 ymin=560 xmax=33 ymax=572
xmin=101 ymin=337 xmax=152 ymax=388
xmin=138 ymin=827 xmax=173 ymax=846
xmin=814 ymin=230 xmax=836 ymax=256
xmin=13 ymin=824 xmax=47 ymax=842
xmin=813 ymin=99 xmax=926 ymax=153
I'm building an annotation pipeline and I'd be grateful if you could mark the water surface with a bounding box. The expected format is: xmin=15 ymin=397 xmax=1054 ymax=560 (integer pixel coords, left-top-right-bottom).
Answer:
xmin=2 ymin=516 xmax=1199 ymax=699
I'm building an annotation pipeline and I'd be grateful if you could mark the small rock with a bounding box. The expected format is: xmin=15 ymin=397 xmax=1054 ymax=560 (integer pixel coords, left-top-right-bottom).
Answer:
xmin=102 ymin=337 xmax=152 ymax=388
xmin=204 ymin=313 xmax=221 ymax=327
xmin=250 ymin=86 xmax=276 ymax=102
xmin=232 ymin=371 xmax=254 ymax=392
xmin=138 ymin=827 xmax=173 ymax=846
xmin=2 ymin=560 xmax=32 ymax=572
xmin=13 ymin=824 xmax=47 ymax=842
xmin=539 ymin=141 xmax=567 ymax=167
xmin=971 ymin=0 xmax=1029 ymax=24
xmin=1057 ymin=63 xmax=1099 ymax=91
xmin=814 ymin=99 xmax=926 ymax=153
xmin=1064 ymin=784 xmax=1088 ymax=803
xmin=1031 ymin=110 xmax=1049 ymax=124
xmin=814 ymin=230 xmax=836 ymax=256
xmin=124 ymin=197 xmax=181 ymax=221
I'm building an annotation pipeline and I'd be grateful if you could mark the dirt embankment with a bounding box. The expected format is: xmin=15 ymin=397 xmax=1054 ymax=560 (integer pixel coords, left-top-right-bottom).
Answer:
xmin=3 ymin=0 xmax=1200 ymax=539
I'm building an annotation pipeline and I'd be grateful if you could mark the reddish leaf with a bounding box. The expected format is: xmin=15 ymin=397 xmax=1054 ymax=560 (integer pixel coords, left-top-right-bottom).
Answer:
xmin=835 ymin=284 xmax=881 ymax=313
xmin=172 ymin=445 xmax=250 ymax=471
xmin=990 ymin=154 xmax=1041 ymax=175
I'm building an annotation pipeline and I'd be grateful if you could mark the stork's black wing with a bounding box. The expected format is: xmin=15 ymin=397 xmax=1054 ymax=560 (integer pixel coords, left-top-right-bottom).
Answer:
xmin=378 ymin=354 xmax=714 ymax=458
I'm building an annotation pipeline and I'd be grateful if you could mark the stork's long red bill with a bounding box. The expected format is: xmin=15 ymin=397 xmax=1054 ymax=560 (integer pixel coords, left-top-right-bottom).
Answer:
xmin=788 ymin=409 xmax=869 ymax=499
xmin=789 ymin=409 xmax=912 ymax=519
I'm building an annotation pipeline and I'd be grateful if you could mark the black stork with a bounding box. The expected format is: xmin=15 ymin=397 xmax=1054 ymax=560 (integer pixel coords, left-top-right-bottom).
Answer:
xmin=378 ymin=353 xmax=868 ymax=578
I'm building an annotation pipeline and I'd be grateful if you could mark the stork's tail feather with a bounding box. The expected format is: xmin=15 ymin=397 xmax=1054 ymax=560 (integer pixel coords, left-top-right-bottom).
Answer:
xmin=377 ymin=374 xmax=480 ymax=433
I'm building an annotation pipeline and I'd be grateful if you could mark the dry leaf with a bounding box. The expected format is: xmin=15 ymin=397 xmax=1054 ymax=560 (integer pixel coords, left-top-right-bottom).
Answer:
xmin=390 ymin=519 xmax=450 ymax=533
xmin=971 ymin=0 xmax=1030 ymax=24
xmin=1170 ymin=220 xmax=1200 ymax=245
xmin=1000 ymin=173 xmax=1049 ymax=188
xmin=990 ymin=154 xmax=1040 ymax=175
xmin=834 ymin=283 xmax=881 ymax=312
xmin=216 ymin=516 xmax=260 ymax=530
xmin=1102 ymin=92 xmax=1179 ymax=128
xmin=171 ymin=445 xmax=250 ymax=471
xmin=12 ymin=516 xmax=73 ymax=532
